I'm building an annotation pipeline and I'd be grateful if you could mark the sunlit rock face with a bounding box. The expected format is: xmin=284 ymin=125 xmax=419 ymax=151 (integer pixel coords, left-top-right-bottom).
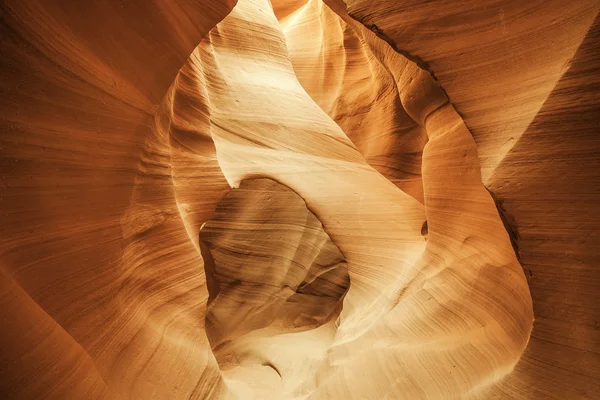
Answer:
xmin=0 ymin=0 xmax=598 ymax=399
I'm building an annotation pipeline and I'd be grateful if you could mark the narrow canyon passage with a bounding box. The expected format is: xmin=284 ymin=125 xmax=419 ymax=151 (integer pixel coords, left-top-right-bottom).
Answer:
xmin=1 ymin=0 xmax=599 ymax=399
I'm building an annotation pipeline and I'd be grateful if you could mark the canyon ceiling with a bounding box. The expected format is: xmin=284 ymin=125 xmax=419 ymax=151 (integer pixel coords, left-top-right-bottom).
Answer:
xmin=1 ymin=0 xmax=599 ymax=399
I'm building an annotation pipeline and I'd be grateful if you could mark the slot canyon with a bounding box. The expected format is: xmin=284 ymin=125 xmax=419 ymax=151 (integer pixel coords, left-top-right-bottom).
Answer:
xmin=1 ymin=0 xmax=599 ymax=398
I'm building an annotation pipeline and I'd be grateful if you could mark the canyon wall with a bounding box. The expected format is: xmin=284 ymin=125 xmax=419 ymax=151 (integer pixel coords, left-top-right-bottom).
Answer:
xmin=1 ymin=0 xmax=598 ymax=398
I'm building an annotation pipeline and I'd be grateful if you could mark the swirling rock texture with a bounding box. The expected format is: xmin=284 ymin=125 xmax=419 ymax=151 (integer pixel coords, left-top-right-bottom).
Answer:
xmin=0 ymin=0 xmax=598 ymax=399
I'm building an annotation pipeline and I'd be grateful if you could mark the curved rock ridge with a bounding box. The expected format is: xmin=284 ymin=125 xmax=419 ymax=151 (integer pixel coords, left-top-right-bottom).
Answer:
xmin=341 ymin=0 xmax=600 ymax=182
xmin=277 ymin=0 xmax=428 ymax=203
xmin=1 ymin=0 xmax=599 ymax=399
xmin=0 ymin=0 xmax=236 ymax=398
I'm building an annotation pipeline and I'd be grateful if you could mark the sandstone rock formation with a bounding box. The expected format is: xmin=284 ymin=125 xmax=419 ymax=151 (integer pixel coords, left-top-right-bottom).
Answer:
xmin=1 ymin=0 xmax=598 ymax=399
xmin=200 ymin=178 xmax=350 ymax=398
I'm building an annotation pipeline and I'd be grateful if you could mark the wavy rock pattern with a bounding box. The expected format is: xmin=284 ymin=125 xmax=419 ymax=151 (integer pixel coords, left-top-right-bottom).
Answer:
xmin=1 ymin=0 xmax=598 ymax=399
xmin=343 ymin=0 xmax=600 ymax=182
xmin=0 ymin=1 xmax=235 ymax=398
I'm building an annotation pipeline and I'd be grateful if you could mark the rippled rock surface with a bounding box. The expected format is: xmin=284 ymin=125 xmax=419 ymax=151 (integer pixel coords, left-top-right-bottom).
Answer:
xmin=1 ymin=0 xmax=598 ymax=398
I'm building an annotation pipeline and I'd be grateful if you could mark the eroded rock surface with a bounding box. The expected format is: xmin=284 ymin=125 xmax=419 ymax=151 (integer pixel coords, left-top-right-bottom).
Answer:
xmin=1 ymin=0 xmax=598 ymax=399
xmin=200 ymin=178 xmax=349 ymax=397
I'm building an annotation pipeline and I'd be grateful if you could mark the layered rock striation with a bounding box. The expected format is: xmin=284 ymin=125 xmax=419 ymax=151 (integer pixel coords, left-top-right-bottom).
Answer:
xmin=1 ymin=0 xmax=598 ymax=399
